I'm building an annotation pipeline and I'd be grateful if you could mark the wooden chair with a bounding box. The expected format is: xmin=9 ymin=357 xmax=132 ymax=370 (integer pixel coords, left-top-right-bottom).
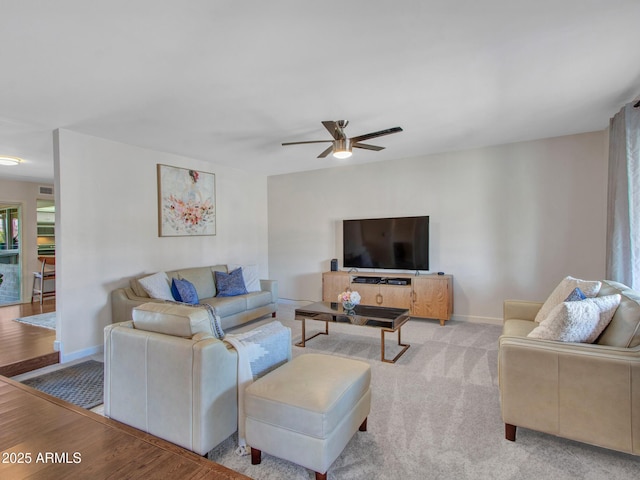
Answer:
xmin=31 ymin=256 xmax=55 ymax=304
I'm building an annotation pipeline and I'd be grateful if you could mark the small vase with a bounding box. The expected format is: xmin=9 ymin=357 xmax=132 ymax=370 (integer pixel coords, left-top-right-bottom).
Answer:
xmin=342 ymin=301 xmax=356 ymax=311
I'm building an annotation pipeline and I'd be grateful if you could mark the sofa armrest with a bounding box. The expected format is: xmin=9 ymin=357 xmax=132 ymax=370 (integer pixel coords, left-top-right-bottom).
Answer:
xmin=503 ymin=300 xmax=543 ymax=322
xmin=110 ymin=288 xmax=162 ymax=324
xmin=498 ymin=336 xmax=640 ymax=454
xmin=260 ymin=279 xmax=278 ymax=304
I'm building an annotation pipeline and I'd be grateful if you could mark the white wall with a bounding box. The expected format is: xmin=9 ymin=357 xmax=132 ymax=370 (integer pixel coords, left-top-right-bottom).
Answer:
xmin=268 ymin=131 xmax=608 ymax=323
xmin=0 ymin=178 xmax=54 ymax=301
xmin=54 ymin=129 xmax=269 ymax=361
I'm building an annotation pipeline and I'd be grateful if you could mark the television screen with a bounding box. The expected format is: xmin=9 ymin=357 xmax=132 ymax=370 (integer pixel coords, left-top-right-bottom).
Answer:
xmin=343 ymin=216 xmax=429 ymax=270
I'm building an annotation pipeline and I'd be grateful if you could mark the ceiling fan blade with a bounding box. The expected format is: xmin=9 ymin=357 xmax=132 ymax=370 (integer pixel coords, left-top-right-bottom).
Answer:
xmin=282 ymin=140 xmax=333 ymax=146
xmin=350 ymin=126 xmax=403 ymax=143
xmin=321 ymin=121 xmax=342 ymax=140
xmin=317 ymin=145 xmax=334 ymax=158
xmin=353 ymin=143 xmax=385 ymax=151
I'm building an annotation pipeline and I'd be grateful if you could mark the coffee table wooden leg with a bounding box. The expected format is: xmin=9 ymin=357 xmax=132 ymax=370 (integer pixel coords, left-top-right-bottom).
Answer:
xmin=381 ymin=326 xmax=410 ymax=363
xmin=295 ymin=319 xmax=329 ymax=347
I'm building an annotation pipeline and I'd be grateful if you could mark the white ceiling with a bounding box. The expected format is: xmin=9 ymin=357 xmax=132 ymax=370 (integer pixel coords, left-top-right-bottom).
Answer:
xmin=1 ymin=0 xmax=639 ymax=183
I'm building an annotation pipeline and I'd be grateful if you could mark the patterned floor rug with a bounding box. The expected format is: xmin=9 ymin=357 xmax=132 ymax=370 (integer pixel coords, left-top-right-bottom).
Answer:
xmin=21 ymin=360 xmax=103 ymax=409
xmin=13 ymin=312 xmax=56 ymax=330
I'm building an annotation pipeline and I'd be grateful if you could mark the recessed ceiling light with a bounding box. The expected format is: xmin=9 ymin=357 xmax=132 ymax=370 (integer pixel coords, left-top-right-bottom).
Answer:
xmin=0 ymin=156 xmax=22 ymax=166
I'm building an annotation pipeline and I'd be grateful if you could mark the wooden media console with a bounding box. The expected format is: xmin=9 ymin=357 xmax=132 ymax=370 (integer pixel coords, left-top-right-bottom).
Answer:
xmin=323 ymin=271 xmax=453 ymax=325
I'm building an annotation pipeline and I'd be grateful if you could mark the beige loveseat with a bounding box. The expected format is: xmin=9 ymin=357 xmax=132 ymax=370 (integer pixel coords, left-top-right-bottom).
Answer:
xmin=498 ymin=280 xmax=640 ymax=455
xmin=111 ymin=264 xmax=278 ymax=329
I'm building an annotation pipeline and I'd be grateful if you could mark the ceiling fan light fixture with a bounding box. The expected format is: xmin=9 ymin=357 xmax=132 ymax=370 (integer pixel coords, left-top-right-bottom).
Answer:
xmin=333 ymin=150 xmax=352 ymax=159
xmin=332 ymin=139 xmax=352 ymax=159
xmin=0 ymin=156 xmax=22 ymax=166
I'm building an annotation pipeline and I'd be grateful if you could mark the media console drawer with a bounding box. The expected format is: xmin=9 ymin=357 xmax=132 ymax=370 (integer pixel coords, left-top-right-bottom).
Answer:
xmin=322 ymin=271 xmax=453 ymax=325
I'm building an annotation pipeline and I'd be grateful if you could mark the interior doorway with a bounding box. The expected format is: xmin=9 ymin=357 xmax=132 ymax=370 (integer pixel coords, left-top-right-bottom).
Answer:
xmin=0 ymin=204 xmax=21 ymax=305
xmin=36 ymin=200 xmax=56 ymax=257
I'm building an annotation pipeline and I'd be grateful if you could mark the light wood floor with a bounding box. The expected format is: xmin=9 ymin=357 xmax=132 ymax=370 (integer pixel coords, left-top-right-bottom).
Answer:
xmin=0 ymin=299 xmax=58 ymax=377
xmin=0 ymin=375 xmax=249 ymax=480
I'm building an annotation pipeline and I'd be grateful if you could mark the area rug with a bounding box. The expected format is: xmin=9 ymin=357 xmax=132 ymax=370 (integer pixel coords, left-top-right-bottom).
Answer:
xmin=13 ymin=311 xmax=56 ymax=330
xmin=21 ymin=360 xmax=103 ymax=409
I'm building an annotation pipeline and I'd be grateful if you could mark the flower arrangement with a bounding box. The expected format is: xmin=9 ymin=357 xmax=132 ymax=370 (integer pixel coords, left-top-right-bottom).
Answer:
xmin=163 ymin=194 xmax=215 ymax=233
xmin=338 ymin=289 xmax=361 ymax=310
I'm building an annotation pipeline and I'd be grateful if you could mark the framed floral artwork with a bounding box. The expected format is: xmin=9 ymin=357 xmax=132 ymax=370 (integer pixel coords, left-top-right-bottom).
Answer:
xmin=157 ymin=164 xmax=216 ymax=236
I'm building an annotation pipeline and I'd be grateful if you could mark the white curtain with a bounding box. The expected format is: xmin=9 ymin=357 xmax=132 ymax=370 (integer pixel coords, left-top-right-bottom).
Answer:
xmin=606 ymin=103 xmax=640 ymax=288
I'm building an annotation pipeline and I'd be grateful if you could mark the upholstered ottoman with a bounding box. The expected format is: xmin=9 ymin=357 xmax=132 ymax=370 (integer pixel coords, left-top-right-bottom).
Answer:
xmin=245 ymin=353 xmax=371 ymax=480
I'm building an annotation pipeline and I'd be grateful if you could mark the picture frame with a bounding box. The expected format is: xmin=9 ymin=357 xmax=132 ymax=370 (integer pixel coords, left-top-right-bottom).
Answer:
xmin=157 ymin=164 xmax=216 ymax=237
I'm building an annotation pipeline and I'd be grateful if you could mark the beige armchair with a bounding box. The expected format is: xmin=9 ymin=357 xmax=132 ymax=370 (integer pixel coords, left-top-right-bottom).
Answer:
xmin=498 ymin=280 xmax=640 ymax=456
xmin=104 ymin=304 xmax=239 ymax=456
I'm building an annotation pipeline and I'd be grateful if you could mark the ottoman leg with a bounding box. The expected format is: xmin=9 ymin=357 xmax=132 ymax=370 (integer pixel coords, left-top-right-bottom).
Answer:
xmin=251 ymin=447 xmax=262 ymax=465
xmin=359 ymin=417 xmax=368 ymax=432
xmin=315 ymin=472 xmax=327 ymax=480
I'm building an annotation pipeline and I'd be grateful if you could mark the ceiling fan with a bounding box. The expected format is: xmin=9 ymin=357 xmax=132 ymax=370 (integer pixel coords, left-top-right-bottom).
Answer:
xmin=282 ymin=120 xmax=403 ymax=159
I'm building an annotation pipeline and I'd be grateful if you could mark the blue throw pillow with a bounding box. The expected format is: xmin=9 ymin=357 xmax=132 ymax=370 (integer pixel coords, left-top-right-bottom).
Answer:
xmin=564 ymin=287 xmax=587 ymax=302
xmin=171 ymin=278 xmax=183 ymax=302
xmin=171 ymin=278 xmax=199 ymax=304
xmin=215 ymin=268 xmax=248 ymax=297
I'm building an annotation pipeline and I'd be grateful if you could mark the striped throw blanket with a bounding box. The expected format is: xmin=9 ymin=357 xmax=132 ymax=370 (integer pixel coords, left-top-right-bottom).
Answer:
xmin=224 ymin=321 xmax=291 ymax=455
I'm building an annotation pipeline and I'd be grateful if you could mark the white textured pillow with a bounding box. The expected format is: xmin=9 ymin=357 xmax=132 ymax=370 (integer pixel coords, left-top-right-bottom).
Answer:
xmin=528 ymin=294 xmax=621 ymax=343
xmin=228 ymin=263 xmax=261 ymax=292
xmin=534 ymin=276 xmax=601 ymax=323
xmin=137 ymin=271 xmax=174 ymax=300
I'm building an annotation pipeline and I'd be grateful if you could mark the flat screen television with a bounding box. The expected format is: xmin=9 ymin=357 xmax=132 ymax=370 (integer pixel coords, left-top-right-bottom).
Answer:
xmin=343 ymin=216 xmax=429 ymax=270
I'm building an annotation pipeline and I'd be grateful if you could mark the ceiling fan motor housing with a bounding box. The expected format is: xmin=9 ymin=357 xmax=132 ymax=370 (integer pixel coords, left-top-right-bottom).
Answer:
xmin=335 ymin=138 xmax=350 ymax=151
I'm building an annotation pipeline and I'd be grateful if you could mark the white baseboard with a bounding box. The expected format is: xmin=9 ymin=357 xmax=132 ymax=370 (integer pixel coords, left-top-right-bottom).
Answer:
xmin=60 ymin=344 xmax=104 ymax=364
xmin=278 ymin=298 xmax=315 ymax=307
xmin=450 ymin=314 xmax=502 ymax=326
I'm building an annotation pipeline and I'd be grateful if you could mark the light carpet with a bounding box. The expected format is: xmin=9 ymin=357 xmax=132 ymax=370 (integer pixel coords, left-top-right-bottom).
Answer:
xmin=13 ymin=311 xmax=56 ymax=330
xmin=207 ymin=304 xmax=638 ymax=480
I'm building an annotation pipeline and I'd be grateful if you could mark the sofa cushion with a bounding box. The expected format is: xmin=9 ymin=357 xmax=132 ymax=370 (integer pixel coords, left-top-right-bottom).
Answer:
xmin=137 ymin=272 xmax=174 ymax=301
xmin=171 ymin=278 xmax=199 ymax=305
xmin=166 ymin=267 xmax=216 ymax=300
xmin=246 ymin=291 xmax=273 ymax=310
xmin=596 ymin=281 xmax=640 ymax=347
xmin=130 ymin=276 xmax=151 ymax=298
xmin=528 ymin=294 xmax=621 ymax=343
xmin=201 ymin=295 xmax=247 ymax=317
xmin=534 ymin=276 xmax=602 ymax=323
xmin=228 ymin=263 xmax=261 ymax=292
xmin=215 ymin=268 xmax=248 ymax=297
xmin=132 ymin=302 xmax=212 ymax=337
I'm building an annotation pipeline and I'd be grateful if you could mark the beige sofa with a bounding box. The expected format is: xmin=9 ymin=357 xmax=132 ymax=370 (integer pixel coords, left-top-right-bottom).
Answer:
xmin=104 ymin=303 xmax=292 ymax=456
xmin=111 ymin=264 xmax=278 ymax=330
xmin=104 ymin=309 xmax=239 ymax=455
xmin=499 ymin=280 xmax=640 ymax=455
